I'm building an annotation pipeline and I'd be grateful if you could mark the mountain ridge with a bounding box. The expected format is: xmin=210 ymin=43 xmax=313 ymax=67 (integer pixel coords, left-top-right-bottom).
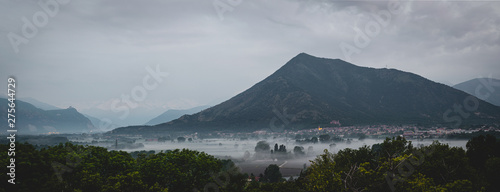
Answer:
xmin=145 ymin=105 xmax=210 ymax=125
xmin=18 ymin=97 xmax=61 ymax=110
xmin=0 ymin=98 xmax=96 ymax=134
xmin=109 ymin=53 xmax=500 ymax=135
xmin=453 ymin=78 xmax=500 ymax=106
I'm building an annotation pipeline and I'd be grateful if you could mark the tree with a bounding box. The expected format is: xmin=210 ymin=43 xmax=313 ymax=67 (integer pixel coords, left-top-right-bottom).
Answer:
xmin=158 ymin=136 xmax=171 ymax=142
xmin=485 ymin=157 xmax=500 ymax=190
xmin=294 ymin=146 xmax=305 ymax=157
xmin=243 ymin=150 xmax=251 ymax=160
xmin=303 ymin=149 xmax=342 ymax=191
xmin=442 ymin=179 xmax=473 ymax=192
xmin=139 ymin=149 xmax=222 ymax=191
xmin=4 ymin=136 xmax=499 ymax=192
xmin=102 ymin=171 xmax=163 ymax=192
xmin=177 ymin=137 xmax=186 ymax=143
xmin=262 ymin=164 xmax=282 ymax=183
xmin=358 ymin=133 xmax=367 ymax=140
xmin=332 ymin=146 xmax=378 ymax=191
xmin=465 ymin=134 xmax=500 ymax=191
xmin=311 ymin=137 xmax=318 ymax=144
xmin=255 ymin=141 xmax=271 ymax=153
xmin=417 ymin=142 xmax=476 ymax=186
xmin=466 ymin=134 xmax=497 ymax=169
xmin=319 ymin=134 xmax=331 ymax=143
xmin=0 ymin=142 xmax=245 ymax=192
xmin=400 ymin=173 xmax=441 ymax=192
xmin=219 ymin=159 xmax=249 ymax=192
xmin=307 ymin=146 xmax=314 ymax=155
xmin=378 ymin=136 xmax=413 ymax=161
xmin=274 ymin=144 xmax=286 ymax=153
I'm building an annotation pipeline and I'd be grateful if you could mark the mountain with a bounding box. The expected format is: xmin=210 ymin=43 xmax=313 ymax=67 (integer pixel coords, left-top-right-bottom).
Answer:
xmin=110 ymin=53 xmax=500 ymax=134
xmin=80 ymin=106 xmax=166 ymax=128
xmin=83 ymin=114 xmax=122 ymax=132
xmin=453 ymin=78 xmax=500 ymax=106
xmin=19 ymin=97 xmax=61 ymax=110
xmin=145 ymin=105 xmax=210 ymax=125
xmin=1 ymin=98 xmax=96 ymax=134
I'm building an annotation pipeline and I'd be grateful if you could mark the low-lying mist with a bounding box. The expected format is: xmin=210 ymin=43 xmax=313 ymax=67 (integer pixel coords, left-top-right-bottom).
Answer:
xmin=84 ymin=137 xmax=469 ymax=177
xmin=111 ymin=138 xmax=467 ymax=157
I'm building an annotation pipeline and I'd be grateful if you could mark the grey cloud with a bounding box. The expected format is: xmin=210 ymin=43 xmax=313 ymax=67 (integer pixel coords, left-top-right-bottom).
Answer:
xmin=0 ymin=0 xmax=499 ymax=125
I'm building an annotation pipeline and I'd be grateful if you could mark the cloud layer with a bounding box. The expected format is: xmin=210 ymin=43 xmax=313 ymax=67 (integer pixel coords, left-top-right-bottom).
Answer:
xmin=1 ymin=0 xmax=499 ymax=124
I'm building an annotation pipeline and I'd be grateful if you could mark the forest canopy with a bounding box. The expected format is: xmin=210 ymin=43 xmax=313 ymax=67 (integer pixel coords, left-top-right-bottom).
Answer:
xmin=1 ymin=135 xmax=499 ymax=192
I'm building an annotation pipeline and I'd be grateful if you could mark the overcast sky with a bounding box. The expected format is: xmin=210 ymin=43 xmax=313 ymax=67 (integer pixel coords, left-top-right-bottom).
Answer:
xmin=1 ymin=0 xmax=499 ymax=124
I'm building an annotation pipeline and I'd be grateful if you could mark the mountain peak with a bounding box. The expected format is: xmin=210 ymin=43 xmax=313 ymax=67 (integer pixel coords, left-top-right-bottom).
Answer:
xmin=285 ymin=53 xmax=353 ymax=70
xmin=290 ymin=52 xmax=324 ymax=63
xmin=293 ymin=52 xmax=344 ymax=62
xmin=110 ymin=54 xmax=500 ymax=134
xmin=65 ymin=106 xmax=79 ymax=113
xmin=295 ymin=52 xmax=314 ymax=58
xmin=1 ymin=98 xmax=95 ymax=134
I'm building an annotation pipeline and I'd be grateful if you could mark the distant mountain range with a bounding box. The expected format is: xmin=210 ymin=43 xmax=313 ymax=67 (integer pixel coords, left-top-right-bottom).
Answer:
xmin=453 ymin=78 xmax=500 ymax=106
xmin=83 ymin=114 xmax=122 ymax=132
xmin=145 ymin=105 xmax=210 ymax=125
xmin=80 ymin=106 xmax=166 ymax=128
xmin=20 ymin=97 xmax=117 ymax=132
xmin=18 ymin=97 xmax=61 ymax=110
xmin=0 ymin=98 xmax=96 ymax=134
xmin=110 ymin=53 xmax=500 ymax=135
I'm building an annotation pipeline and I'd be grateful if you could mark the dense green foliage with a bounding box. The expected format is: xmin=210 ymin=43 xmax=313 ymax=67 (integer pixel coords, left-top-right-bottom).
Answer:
xmin=255 ymin=141 xmax=271 ymax=153
xmin=293 ymin=135 xmax=500 ymax=192
xmin=2 ymin=135 xmax=499 ymax=191
xmin=247 ymin=135 xmax=500 ymax=192
xmin=260 ymin=164 xmax=282 ymax=183
xmin=0 ymin=143 xmax=246 ymax=192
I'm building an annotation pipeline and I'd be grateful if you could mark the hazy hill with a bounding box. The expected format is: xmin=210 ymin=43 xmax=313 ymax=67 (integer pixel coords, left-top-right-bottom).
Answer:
xmin=0 ymin=98 xmax=96 ymax=134
xmin=110 ymin=53 xmax=500 ymax=134
xmin=80 ymin=106 xmax=166 ymax=128
xmin=453 ymin=78 xmax=500 ymax=106
xmin=145 ymin=105 xmax=210 ymax=125
xmin=83 ymin=114 xmax=124 ymax=132
xmin=18 ymin=97 xmax=61 ymax=110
